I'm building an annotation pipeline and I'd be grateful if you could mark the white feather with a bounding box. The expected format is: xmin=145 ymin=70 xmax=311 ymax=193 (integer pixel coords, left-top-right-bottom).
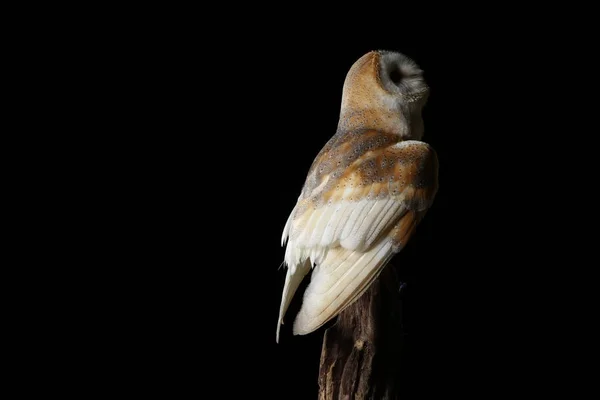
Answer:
xmin=276 ymin=259 xmax=311 ymax=343
xmin=353 ymin=198 xmax=390 ymax=248
xmin=307 ymin=203 xmax=336 ymax=247
xmin=350 ymin=193 xmax=378 ymax=237
xmin=343 ymin=199 xmax=379 ymax=250
xmin=293 ymin=238 xmax=394 ymax=335
xmin=340 ymin=199 xmax=370 ymax=242
xmin=281 ymin=206 xmax=296 ymax=246
xmin=295 ymin=207 xmax=322 ymax=244
xmin=365 ymin=201 xmax=405 ymax=247
xmin=320 ymin=201 xmax=348 ymax=246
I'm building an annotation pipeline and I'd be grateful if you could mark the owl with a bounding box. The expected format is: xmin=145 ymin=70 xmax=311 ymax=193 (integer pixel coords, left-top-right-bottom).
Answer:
xmin=276 ymin=50 xmax=438 ymax=343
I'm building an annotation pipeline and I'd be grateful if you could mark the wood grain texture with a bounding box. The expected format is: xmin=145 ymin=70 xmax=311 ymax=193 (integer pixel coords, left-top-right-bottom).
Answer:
xmin=318 ymin=264 xmax=406 ymax=400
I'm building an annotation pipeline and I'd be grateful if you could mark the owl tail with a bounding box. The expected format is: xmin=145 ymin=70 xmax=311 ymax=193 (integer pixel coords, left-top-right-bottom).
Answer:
xmin=276 ymin=258 xmax=311 ymax=343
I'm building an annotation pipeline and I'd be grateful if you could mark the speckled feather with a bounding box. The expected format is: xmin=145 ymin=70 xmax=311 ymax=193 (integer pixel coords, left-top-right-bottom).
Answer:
xmin=277 ymin=50 xmax=438 ymax=342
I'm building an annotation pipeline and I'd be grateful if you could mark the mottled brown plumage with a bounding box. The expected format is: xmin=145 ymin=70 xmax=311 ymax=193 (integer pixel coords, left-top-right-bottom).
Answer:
xmin=277 ymin=50 xmax=438 ymax=343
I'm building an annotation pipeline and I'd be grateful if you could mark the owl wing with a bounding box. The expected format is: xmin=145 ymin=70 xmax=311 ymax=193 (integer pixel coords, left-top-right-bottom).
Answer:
xmin=276 ymin=139 xmax=438 ymax=342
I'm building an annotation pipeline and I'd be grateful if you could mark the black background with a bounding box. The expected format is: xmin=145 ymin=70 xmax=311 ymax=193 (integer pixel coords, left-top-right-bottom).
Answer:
xmin=99 ymin=12 xmax=589 ymax=399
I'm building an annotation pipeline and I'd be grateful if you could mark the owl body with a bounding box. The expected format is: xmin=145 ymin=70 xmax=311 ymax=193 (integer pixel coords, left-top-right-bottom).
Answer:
xmin=277 ymin=50 xmax=438 ymax=342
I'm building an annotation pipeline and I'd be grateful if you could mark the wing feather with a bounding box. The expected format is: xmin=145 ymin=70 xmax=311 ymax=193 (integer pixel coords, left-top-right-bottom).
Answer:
xmin=320 ymin=201 xmax=347 ymax=246
xmin=276 ymin=259 xmax=311 ymax=343
xmin=329 ymin=202 xmax=354 ymax=244
xmin=293 ymin=238 xmax=394 ymax=335
xmin=359 ymin=198 xmax=391 ymax=239
xmin=277 ymin=139 xmax=438 ymax=340
xmin=364 ymin=201 xmax=404 ymax=247
xmin=307 ymin=203 xmax=336 ymax=247
xmin=340 ymin=199 xmax=371 ymax=244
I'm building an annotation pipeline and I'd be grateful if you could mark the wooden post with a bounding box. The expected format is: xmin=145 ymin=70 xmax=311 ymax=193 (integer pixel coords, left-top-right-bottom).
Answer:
xmin=318 ymin=264 xmax=405 ymax=400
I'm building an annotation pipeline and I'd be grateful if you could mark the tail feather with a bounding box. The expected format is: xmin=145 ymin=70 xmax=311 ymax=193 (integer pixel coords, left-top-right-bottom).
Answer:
xmin=276 ymin=259 xmax=311 ymax=343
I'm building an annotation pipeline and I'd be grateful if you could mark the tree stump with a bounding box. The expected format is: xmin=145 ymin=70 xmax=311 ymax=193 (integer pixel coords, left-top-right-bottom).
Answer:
xmin=318 ymin=264 xmax=405 ymax=400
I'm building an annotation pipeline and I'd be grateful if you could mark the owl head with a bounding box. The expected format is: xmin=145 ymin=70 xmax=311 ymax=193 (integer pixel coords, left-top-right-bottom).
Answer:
xmin=339 ymin=50 xmax=429 ymax=140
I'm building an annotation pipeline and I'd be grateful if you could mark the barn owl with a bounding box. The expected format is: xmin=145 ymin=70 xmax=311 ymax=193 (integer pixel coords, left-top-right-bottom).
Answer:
xmin=276 ymin=50 xmax=438 ymax=343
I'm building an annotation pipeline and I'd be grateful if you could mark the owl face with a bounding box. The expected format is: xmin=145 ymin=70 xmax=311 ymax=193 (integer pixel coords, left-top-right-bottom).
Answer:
xmin=377 ymin=50 xmax=429 ymax=107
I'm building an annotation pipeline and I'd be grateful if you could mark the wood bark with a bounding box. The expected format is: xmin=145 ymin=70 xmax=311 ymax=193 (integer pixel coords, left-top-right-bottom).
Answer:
xmin=318 ymin=264 xmax=406 ymax=400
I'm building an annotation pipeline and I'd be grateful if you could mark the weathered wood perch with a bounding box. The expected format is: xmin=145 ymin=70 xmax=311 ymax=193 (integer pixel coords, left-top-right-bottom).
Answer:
xmin=318 ymin=264 xmax=405 ymax=400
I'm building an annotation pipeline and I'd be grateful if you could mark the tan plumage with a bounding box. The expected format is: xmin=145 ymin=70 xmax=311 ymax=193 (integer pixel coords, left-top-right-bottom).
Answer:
xmin=277 ymin=50 xmax=438 ymax=342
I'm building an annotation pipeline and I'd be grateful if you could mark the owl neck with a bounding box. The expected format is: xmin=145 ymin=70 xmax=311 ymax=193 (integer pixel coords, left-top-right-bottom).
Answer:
xmin=337 ymin=106 xmax=424 ymax=141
